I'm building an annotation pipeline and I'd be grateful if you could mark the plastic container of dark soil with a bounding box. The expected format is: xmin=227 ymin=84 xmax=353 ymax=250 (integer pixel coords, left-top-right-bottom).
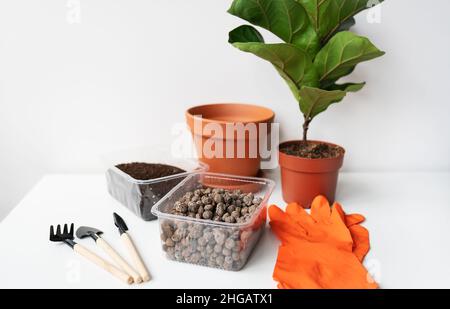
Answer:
xmin=104 ymin=148 xmax=208 ymax=221
xmin=151 ymin=173 xmax=275 ymax=271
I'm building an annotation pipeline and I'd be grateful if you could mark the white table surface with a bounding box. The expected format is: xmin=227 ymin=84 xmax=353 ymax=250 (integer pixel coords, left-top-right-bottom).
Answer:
xmin=1 ymin=172 xmax=449 ymax=289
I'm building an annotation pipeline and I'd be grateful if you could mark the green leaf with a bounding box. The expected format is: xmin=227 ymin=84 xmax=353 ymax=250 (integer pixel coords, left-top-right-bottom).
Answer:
xmin=294 ymin=0 xmax=333 ymax=36
xmin=336 ymin=17 xmax=355 ymax=33
xmin=295 ymin=0 xmax=384 ymax=42
xmin=323 ymin=0 xmax=385 ymax=41
xmin=293 ymin=0 xmax=320 ymax=29
xmin=314 ymin=31 xmax=385 ymax=83
xmin=276 ymin=68 xmax=302 ymax=101
xmin=325 ymin=82 xmax=365 ymax=92
xmin=228 ymin=0 xmax=320 ymax=57
xmin=298 ymin=86 xmax=347 ymax=119
xmin=232 ymin=42 xmax=319 ymax=93
xmin=229 ymin=25 xmax=265 ymax=44
xmin=319 ymin=67 xmax=355 ymax=89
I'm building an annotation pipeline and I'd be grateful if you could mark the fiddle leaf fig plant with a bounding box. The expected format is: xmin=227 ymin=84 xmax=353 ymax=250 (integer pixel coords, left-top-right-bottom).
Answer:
xmin=228 ymin=0 xmax=385 ymax=142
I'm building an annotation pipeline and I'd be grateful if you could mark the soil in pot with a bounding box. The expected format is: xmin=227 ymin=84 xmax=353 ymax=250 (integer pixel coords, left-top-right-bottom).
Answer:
xmin=280 ymin=141 xmax=344 ymax=159
xmin=116 ymin=162 xmax=186 ymax=220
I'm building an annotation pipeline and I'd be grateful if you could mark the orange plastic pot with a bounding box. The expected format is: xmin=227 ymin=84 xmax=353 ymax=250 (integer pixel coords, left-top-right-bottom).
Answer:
xmin=186 ymin=103 xmax=275 ymax=177
xmin=278 ymin=140 xmax=345 ymax=208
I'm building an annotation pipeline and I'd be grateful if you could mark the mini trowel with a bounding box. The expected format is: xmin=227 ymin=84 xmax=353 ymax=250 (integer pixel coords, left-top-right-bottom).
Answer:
xmin=76 ymin=225 xmax=142 ymax=283
xmin=113 ymin=213 xmax=151 ymax=282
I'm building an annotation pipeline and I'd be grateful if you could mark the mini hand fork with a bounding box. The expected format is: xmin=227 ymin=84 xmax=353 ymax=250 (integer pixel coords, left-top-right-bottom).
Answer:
xmin=49 ymin=223 xmax=133 ymax=284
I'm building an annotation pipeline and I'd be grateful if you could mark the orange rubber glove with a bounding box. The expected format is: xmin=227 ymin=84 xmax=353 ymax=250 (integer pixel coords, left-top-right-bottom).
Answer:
xmin=273 ymin=244 xmax=377 ymax=289
xmin=269 ymin=196 xmax=377 ymax=289
xmin=271 ymin=196 xmax=371 ymax=261
xmin=334 ymin=203 xmax=370 ymax=262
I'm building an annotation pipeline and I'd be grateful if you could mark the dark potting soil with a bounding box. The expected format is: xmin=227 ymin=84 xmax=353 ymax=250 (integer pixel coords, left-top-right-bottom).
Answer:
xmin=116 ymin=162 xmax=185 ymax=180
xmin=116 ymin=163 xmax=186 ymax=221
xmin=280 ymin=142 xmax=344 ymax=159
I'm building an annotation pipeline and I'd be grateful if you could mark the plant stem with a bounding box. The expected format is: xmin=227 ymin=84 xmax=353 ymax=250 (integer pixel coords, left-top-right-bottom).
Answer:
xmin=302 ymin=118 xmax=311 ymax=145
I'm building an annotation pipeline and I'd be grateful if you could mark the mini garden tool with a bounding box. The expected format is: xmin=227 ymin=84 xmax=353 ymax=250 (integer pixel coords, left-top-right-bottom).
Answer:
xmin=76 ymin=226 xmax=142 ymax=283
xmin=113 ymin=212 xmax=151 ymax=282
xmin=49 ymin=223 xmax=132 ymax=284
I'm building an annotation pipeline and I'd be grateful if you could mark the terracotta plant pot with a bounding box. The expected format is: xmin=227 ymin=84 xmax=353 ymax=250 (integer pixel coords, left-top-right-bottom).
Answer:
xmin=278 ymin=140 xmax=345 ymax=208
xmin=186 ymin=103 xmax=275 ymax=177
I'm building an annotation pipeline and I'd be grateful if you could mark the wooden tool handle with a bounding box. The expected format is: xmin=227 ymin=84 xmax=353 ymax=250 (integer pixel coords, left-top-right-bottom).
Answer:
xmin=73 ymin=243 xmax=133 ymax=284
xmin=121 ymin=232 xmax=151 ymax=282
xmin=96 ymin=237 xmax=142 ymax=283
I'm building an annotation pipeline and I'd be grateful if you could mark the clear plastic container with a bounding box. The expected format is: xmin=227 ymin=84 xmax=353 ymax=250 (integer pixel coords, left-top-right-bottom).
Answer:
xmin=151 ymin=173 xmax=275 ymax=271
xmin=104 ymin=147 xmax=208 ymax=221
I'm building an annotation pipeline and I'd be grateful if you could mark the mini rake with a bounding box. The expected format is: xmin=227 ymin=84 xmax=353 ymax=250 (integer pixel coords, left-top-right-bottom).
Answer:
xmin=49 ymin=223 xmax=76 ymax=247
xmin=49 ymin=223 xmax=133 ymax=284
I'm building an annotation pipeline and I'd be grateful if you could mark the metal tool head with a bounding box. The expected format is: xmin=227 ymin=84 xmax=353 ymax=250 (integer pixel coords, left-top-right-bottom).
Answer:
xmin=49 ymin=224 xmax=76 ymax=248
xmin=113 ymin=212 xmax=128 ymax=235
xmin=49 ymin=223 xmax=74 ymax=241
xmin=76 ymin=226 xmax=103 ymax=240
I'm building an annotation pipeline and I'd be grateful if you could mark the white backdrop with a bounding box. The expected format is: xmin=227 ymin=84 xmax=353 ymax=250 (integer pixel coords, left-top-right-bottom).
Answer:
xmin=1 ymin=0 xmax=450 ymax=220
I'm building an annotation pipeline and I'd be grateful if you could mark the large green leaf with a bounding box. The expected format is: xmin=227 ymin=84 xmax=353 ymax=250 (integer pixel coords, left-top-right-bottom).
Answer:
xmin=228 ymin=0 xmax=385 ymax=125
xmin=232 ymin=42 xmax=319 ymax=92
xmin=229 ymin=25 xmax=265 ymax=43
xmin=294 ymin=0 xmax=333 ymax=36
xmin=325 ymin=82 xmax=365 ymax=92
xmin=276 ymin=69 xmax=302 ymax=101
xmin=293 ymin=0 xmax=320 ymax=30
xmin=298 ymin=86 xmax=347 ymax=119
xmin=314 ymin=31 xmax=385 ymax=83
xmin=323 ymin=0 xmax=385 ymax=42
xmin=228 ymin=0 xmax=320 ymax=57
xmin=295 ymin=0 xmax=384 ymax=42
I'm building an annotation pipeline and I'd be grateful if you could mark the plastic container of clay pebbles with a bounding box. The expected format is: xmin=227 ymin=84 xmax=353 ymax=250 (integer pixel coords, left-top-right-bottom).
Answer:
xmin=151 ymin=172 xmax=275 ymax=271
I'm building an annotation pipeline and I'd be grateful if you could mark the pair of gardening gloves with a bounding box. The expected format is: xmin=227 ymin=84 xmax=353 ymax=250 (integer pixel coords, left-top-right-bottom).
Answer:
xmin=269 ymin=196 xmax=378 ymax=289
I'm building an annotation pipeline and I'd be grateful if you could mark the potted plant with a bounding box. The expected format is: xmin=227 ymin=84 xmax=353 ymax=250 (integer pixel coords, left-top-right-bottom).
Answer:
xmin=228 ymin=0 xmax=385 ymax=207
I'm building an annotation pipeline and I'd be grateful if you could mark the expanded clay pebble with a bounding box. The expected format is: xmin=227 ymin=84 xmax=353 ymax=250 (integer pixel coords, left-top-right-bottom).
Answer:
xmin=161 ymin=217 xmax=265 ymax=270
xmin=170 ymin=187 xmax=263 ymax=224
xmin=225 ymin=238 xmax=235 ymax=250
xmin=202 ymin=210 xmax=213 ymax=220
xmin=162 ymin=219 xmax=255 ymax=270
xmin=161 ymin=187 xmax=265 ymax=270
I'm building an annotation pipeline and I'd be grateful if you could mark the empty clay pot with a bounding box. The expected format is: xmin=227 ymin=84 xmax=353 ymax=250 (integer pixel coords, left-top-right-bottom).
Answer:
xmin=186 ymin=103 xmax=275 ymax=177
xmin=278 ymin=140 xmax=345 ymax=208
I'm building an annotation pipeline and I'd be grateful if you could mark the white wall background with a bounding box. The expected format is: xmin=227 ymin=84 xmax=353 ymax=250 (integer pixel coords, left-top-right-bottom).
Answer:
xmin=1 ymin=0 xmax=449 ymax=220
